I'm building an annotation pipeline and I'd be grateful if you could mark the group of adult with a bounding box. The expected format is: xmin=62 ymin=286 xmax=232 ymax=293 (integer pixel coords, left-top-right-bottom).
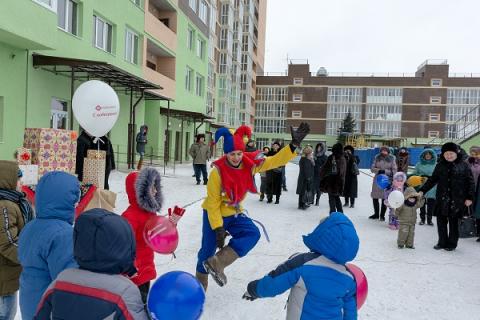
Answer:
xmin=369 ymin=143 xmax=480 ymax=250
xmin=296 ymin=142 xmax=360 ymax=212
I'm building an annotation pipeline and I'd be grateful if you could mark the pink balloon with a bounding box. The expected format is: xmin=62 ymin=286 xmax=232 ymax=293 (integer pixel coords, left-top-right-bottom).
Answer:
xmin=143 ymin=216 xmax=179 ymax=254
xmin=346 ymin=263 xmax=368 ymax=310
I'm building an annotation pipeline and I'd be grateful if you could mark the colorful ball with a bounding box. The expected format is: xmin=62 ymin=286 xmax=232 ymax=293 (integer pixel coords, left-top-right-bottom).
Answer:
xmin=147 ymin=271 xmax=205 ymax=320
xmin=346 ymin=263 xmax=368 ymax=310
xmin=375 ymin=174 xmax=390 ymax=190
xmin=144 ymin=216 xmax=178 ymax=254
xmin=387 ymin=190 xmax=405 ymax=209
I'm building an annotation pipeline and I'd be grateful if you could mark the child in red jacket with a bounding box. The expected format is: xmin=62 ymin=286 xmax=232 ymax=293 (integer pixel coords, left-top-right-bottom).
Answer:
xmin=122 ymin=167 xmax=163 ymax=303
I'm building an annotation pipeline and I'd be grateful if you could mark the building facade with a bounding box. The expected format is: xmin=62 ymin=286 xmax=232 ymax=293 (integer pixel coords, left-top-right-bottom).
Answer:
xmin=255 ymin=60 xmax=480 ymax=148
xmin=0 ymin=0 xmax=210 ymax=166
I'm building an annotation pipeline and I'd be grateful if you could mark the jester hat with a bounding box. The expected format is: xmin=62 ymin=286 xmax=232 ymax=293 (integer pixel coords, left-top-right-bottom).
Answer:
xmin=215 ymin=125 xmax=252 ymax=153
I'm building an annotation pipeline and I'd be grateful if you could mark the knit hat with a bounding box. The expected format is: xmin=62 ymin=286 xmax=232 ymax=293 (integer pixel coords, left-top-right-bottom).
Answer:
xmin=380 ymin=146 xmax=389 ymax=153
xmin=215 ymin=125 xmax=252 ymax=153
xmin=469 ymin=146 xmax=480 ymax=154
xmin=344 ymin=145 xmax=355 ymax=154
xmin=441 ymin=142 xmax=458 ymax=155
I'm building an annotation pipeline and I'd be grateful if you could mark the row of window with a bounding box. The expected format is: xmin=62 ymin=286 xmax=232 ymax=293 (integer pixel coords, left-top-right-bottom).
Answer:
xmin=254 ymin=119 xmax=286 ymax=134
xmin=189 ymin=0 xmax=209 ymax=24
xmin=256 ymin=87 xmax=288 ymax=101
xmin=447 ymin=88 xmax=480 ymax=105
xmin=292 ymin=77 xmax=444 ymax=87
xmin=255 ymin=103 xmax=287 ymax=118
xmin=185 ymin=67 xmax=204 ymax=97
xmin=290 ymin=109 xmax=442 ymax=122
xmin=187 ymin=27 xmax=207 ymax=60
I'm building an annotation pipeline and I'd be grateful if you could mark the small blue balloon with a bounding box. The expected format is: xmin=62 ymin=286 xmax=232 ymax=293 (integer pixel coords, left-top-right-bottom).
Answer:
xmin=147 ymin=271 xmax=205 ymax=320
xmin=375 ymin=174 xmax=390 ymax=190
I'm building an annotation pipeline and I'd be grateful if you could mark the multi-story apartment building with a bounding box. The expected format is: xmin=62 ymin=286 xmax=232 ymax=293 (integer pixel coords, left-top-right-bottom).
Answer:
xmin=255 ymin=60 xmax=480 ymax=148
xmin=0 ymin=0 xmax=210 ymax=167
xmin=211 ymin=0 xmax=266 ymax=128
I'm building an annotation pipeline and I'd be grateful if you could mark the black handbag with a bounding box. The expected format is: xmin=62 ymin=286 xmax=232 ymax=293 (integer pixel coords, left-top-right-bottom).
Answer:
xmin=459 ymin=207 xmax=477 ymax=238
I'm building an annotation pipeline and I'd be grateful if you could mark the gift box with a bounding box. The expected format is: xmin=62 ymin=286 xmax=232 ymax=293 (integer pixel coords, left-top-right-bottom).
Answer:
xmin=18 ymin=165 xmax=39 ymax=186
xmin=17 ymin=147 xmax=32 ymax=165
xmin=83 ymin=158 xmax=106 ymax=189
xmin=23 ymin=128 xmax=78 ymax=178
xmin=87 ymin=149 xmax=106 ymax=160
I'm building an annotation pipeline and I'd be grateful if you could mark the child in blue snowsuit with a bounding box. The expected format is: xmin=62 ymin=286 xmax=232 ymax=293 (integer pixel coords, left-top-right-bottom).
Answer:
xmin=243 ymin=212 xmax=360 ymax=320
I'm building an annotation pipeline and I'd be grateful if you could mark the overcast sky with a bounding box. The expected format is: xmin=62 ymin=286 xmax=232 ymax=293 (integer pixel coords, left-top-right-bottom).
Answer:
xmin=264 ymin=0 xmax=480 ymax=75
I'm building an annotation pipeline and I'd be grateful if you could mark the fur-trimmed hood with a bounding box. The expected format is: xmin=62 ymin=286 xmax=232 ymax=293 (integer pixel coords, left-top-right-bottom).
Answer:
xmin=125 ymin=168 xmax=163 ymax=213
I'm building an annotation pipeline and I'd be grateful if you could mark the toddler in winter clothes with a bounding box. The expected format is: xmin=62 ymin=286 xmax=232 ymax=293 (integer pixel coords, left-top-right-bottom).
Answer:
xmin=122 ymin=167 xmax=185 ymax=303
xmin=243 ymin=212 xmax=360 ymax=320
xmin=395 ymin=187 xmax=425 ymax=249
xmin=34 ymin=209 xmax=148 ymax=320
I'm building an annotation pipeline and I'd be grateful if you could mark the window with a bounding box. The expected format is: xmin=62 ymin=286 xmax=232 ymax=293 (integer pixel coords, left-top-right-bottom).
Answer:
xmin=187 ymin=27 xmax=194 ymax=50
xmin=57 ymin=0 xmax=78 ymax=35
xmin=430 ymin=96 xmax=442 ymax=104
xmin=50 ymin=98 xmax=68 ymax=130
xmin=428 ymin=131 xmax=440 ymax=138
xmin=292 ymin=94 xmax=303 ymax=102
xmin=199 ymin=0 xmax=208 ymax=23
xmin=0 ymin=97 xmax=4 ymax=142
xmin=292 ymin=111 xmax=302 ymax=118
xmin=447 ymin=88 xmax=480 ymax=104
xmin=254 ymin=101 xmax=287 ymax=134
xmin=293 ymin=78 xmax=303 ymax=85
xmin=431 ymin=79 xmax=442 ymax=87
xmin=366 ymin=88 xmax=403 ymax=104
xmin=185 ymin=67 xmax=193 ymax=91
xmin=256 ymin=87 xmax=288 ymax=102
xmin=328 ymin=87 xmax=362 ymax=103
xmin=125 ymin=29 xmax=139 ymax=64
xmin=429 ymin=113 xmax=440 ymax=122
xmin=33 ymin=0 xmax=57 ymax=11
xmin=93 ymin=15 xmax=113 ymax=53
xmin=196 ymin=74 xmax=204 ymax=96
xmin=189 ymin=0 xmax=197 ymax=12
xmin=196 ymin=38 xmax=205 ymax=59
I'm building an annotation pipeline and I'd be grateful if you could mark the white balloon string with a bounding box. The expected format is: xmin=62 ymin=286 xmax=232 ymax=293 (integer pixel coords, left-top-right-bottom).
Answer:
xmin=97 ymin=142 xmax=102 ymax=209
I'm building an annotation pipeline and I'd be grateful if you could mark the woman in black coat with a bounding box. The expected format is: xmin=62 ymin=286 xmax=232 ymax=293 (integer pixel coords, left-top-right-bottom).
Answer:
xmin=296 ymin=145 xmax=315 ymax=210
xmin=313 ymin=142 xmax=327 ymax=206
xmin=266 ymin=141 xmax=283 ymax=204
xmin=75 ymin=130 xmax=116 ymax=190
xmin=320 ymin=143 xmax=347 ymax=213
xmin=419 ymin=142 xmax=475 ymax=251
xmin=343 ymin=145 xmax=360 ymax=208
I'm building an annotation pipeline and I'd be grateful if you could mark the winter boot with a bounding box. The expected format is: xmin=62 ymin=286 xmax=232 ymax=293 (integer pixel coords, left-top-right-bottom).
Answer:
xmin=275 ymin=195 xmax=280 ymax=204
xmin=370 ymin=200 xmax=380 ymax=219
xmin=267 ymin=196 xmax=273 ymax=203
xmin=315 ymin=194 xmax=320 ymax=206
xmin=344 ymin=198 xmax=349 ymax=207
xmin=419 ymin=220 xmax=425 ymax=225
xmin=136 ymin=158 xmax=144 ymax=170
xmin=259 ymin=193 xmax=264 ymax=201
xmin=350 ymin=198 xmax=355 ymax=208
xmin=196 ymin=271 xmax=209 ymax=291
xmin=203 ymin=179 xmax=208 ymax=185
xmin=427 ymin=217 xmax=434 ymax=226
xmin=380 ymin=204 xmax=387 ymax=221
xmin=203 ymin=246 xmax=239 ymax=287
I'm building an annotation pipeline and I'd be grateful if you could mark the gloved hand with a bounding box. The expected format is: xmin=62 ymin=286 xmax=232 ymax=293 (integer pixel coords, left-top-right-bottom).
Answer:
xmin=168 ymin=206 xmax=186 ymax=225
xmin=290 ymin=122 xmax=310 ymax=147
xmin=214 ymin=227 xmax=228 ymax=249
xmin=378 ymin=170 xmax=386 ymax=175
xmin=242 ymin=291 xmax=257 ymax=301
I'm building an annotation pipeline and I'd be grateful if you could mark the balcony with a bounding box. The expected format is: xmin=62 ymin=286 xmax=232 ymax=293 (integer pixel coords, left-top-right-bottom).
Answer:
xmin=145 ymin=0 xmax=177 ymax=53
xmin=143 ymin=38 xmax=176 ymax=99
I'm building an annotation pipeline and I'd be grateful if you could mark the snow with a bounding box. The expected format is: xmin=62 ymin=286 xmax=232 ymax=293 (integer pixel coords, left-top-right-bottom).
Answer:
xmin=16 ymin=163 xmax=480 ymax=319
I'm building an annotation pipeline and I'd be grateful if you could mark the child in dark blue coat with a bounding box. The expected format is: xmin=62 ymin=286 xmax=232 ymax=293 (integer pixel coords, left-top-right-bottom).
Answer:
xmin=243 ymin=212 xmax=360 ymax=320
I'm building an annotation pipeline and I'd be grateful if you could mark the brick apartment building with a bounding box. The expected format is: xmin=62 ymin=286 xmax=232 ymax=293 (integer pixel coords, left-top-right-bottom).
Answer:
xmin=254 ymin=60 xmax=480 ymax=148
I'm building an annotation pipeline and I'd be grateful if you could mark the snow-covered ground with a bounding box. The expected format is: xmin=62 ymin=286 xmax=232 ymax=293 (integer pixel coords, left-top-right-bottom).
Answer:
xmin=16 ymin=162 xmax=480 ymax=319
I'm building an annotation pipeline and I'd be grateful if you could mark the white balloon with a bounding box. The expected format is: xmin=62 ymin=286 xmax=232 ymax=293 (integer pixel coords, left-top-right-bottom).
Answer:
xmin=72 ymin=80 xmax=120 ymax=138
xmin=387 ymin=190 xmax=405 ymax=209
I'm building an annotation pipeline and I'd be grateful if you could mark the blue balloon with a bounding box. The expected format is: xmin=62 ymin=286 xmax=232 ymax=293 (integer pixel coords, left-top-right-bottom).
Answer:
xmin=375 ymin=174 xmax=390 ymax=190
xmin=147 ymin=271 xmax=205 ymax=320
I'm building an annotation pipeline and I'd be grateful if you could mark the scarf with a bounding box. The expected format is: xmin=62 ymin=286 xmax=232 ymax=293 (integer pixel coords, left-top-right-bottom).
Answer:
xmin=0 ymin=189 xmax=35 ymax=224
xmin=404 ymin=198 xmax=417 ymax=207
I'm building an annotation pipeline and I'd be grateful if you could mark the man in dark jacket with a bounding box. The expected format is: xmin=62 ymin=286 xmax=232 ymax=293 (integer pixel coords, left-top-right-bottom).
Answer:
xmin=136 ymin=125 xmax=148 ymax=170
xmin=296 ymin=145 xmax=315 ymax=210
xmin=266 ymin=141 xmax=283 ymax=204
xmin=320 ymin=143 xmax=347 ymax=213
xmin=0 ymin=161 xmax=34 ymax=320
xmin=419 ymin=142 xmax=475 ymax=251
xmin=34 ymin=209 xmax=148 ymax=319
xmin=343 ymin=145 xmax=360 ymax=208
xmin=313 ymin=142 xmax=327 ymax=206
xmin=245 ymin=140 xmax=257 ymax=152
xmin=76 ymin=130 xmax=116 ymax=190
xmin=189 ymin=133 xmax=211 ymax=185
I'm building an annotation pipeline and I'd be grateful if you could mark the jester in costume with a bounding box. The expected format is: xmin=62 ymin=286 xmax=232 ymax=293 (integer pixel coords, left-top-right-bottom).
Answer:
xmin=196 ymin=123 xmax=310 ymax=290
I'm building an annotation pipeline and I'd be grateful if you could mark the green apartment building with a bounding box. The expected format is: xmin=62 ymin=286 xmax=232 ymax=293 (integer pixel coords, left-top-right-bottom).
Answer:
xmin=0 ymin=0 xmax=210 ymax=167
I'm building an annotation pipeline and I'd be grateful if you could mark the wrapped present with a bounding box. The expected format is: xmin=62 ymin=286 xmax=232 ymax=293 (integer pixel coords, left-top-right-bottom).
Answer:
xmin=17 ymin=147 xmax=32 ymax=165
xmin=87 ymin=149 xmax=106 ymax=160
xmin=82 ymin=189 xmax=117 ymax=215
xmin=83 ymin=158 xmax=106 ymax=189
xmin=23 ymin=128 xmax=78 ymax=178
xmin=18 ymin=165 xmax=39 ymax=186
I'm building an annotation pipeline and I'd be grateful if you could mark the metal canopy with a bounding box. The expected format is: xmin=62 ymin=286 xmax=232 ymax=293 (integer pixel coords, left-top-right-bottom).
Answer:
xmin=144 ymin=90 xmax=172 ymax=101
xmin=160 ymin=107 xmax=214 ymax=121
xmin=32 ymin=54 xmax=161 ymax=91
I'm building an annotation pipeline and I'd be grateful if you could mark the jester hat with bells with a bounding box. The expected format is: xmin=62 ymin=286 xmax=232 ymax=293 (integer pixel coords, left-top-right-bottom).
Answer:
xmin=215 ymin=125 xmax=252 ymax=153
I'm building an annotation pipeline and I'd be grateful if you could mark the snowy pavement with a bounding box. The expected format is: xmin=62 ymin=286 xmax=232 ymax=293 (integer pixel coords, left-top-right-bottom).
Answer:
xmin=17 ymin=162 xmax=480 ymax=319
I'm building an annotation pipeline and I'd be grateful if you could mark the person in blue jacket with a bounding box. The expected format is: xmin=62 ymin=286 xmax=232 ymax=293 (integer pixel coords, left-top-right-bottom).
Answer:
xmin=18 ymin=171 xmax=80 ymax=320
xmin=34 ymin=209 xmax=147 ymax=320
xmin=243 ymin=212 xmax=360 ymax=320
